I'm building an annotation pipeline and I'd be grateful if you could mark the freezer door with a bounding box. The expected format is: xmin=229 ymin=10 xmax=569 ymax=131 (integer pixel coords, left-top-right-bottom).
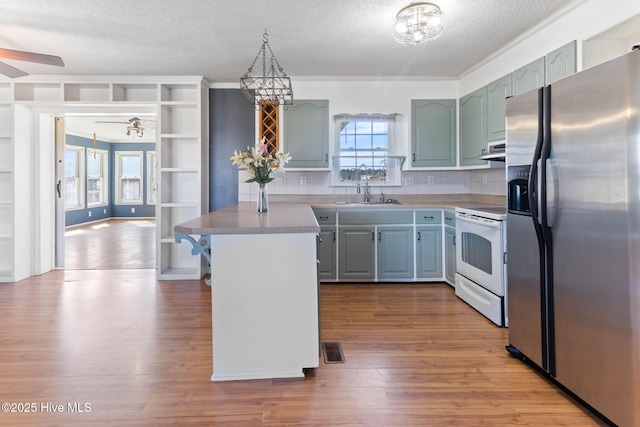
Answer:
xmin=505 ymin=89 xmax=546 ymax=369
xmin=549 ymin=50 xmax=640 ymax=427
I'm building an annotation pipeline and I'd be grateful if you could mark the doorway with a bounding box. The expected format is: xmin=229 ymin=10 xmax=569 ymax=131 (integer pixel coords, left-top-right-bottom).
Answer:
xmin=53 ymin=111 xmax=157 ymax=271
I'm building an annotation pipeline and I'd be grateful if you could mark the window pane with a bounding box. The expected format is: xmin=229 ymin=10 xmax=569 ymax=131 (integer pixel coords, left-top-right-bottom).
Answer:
xmin=121 ymin=178 xmax=141 ymax=201
xmin=87 ymin=155 xmax=101 ymax=177
xmin=121 ymin=155 xmax=141 ymax=178
xmin=337 ymin=119 xmax=390 ymax=183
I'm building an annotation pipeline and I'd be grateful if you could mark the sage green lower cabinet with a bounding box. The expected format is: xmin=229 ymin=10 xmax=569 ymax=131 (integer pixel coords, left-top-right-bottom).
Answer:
xmin=318 ymin=227 xmax=336 ymax=279
xmin=377 ymin=226 xmax=414 ymax=279
xmin=416 ymin=226 xmax=443 ymax=279
xmin=444 ymin=226 xmax=456 ymax=285
xmin=339 ymin=227 xmax=375 ymax=279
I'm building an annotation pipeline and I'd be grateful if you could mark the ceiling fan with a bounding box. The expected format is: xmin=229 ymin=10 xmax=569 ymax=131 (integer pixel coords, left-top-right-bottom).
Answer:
xmin=0 ymin=48 xmax=65 ymax=78
xmin=95 ymin=117 xmax=154 ymax=138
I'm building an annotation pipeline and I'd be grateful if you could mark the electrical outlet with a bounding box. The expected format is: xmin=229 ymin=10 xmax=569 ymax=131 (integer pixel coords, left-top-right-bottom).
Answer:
xmin=483 ymin=174 xmax=488 ymax=185
xmin=427 ymin=175 xmax=435 ymax=185
xmin=131 ymin=207 xmax=136 ymax=213
xmin=274 ymin=176 xmax=284 ymax=186
xmin=405 ymin=176 xmax=415 ymax=185
xmin=104 ymin=208 xmax=107 ymax=214
xmin=300 ymin=175 xmax=308 ymax=186
xmin=88 ymin=211 xmax=92 ymax=217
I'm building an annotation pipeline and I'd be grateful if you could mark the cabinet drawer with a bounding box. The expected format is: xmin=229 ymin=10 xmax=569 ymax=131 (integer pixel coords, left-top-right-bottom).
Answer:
xmin=313 ymin=209 xmax=336 ymax=225
xmin=415 ymin=210 xmax=442 ymax=225
xmin=339 ymin=209 xmax=413 ymax=225
xmin=443 ymin=210 xmax=456 ymax=227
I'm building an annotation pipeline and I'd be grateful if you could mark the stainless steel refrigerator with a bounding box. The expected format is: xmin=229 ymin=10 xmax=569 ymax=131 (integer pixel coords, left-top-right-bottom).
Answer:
xmin=505 ymin=49 xmax=640 ymax=426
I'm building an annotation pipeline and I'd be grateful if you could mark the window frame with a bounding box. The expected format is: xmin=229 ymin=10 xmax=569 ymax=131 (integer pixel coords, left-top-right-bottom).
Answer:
xmin=332 ymin=113 xmax=400 ymax=186
xmin=86 ymin=147 xmax=109 ymax=207
xmin=64 ymin=145 xmax=85 ymax=211
xmin=115 ymin=150 xmax=144 ymax=205
xmin=147 ymin=151 xmax=157 ymax=205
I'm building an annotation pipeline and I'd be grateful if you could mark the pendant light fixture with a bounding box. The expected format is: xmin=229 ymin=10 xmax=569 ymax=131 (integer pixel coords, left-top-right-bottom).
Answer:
xmin=240 ymin=31 xmax=293 ymax=107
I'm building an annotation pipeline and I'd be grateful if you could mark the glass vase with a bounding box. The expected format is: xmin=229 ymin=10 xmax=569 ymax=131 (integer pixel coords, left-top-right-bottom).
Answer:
xmin=257 ymin=182 xmax=269 ymax=213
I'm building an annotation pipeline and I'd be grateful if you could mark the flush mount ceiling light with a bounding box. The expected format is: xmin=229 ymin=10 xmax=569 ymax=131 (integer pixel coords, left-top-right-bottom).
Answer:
xmin=240 ymin=31 xmax=293 ymax=107
xmin=393 ymin=2 xmax=444 ymax=46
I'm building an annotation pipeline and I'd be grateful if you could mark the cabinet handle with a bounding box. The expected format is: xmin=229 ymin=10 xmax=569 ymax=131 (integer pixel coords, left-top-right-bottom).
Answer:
xmin=326 ymin=154 xmax=329 ymax=162
xmin=417 ymin=231 xmax=421 ymax=241
xmin=424 ymin=216 xmax=434 ymax=220
xmin=56 ymin=180 xmax=61 ymax=198
xmin=453 ymin=236 xmax=456 ymax=245
xmin=378 ymin=232 xmax=381 ymax=241
xmin=319 ymin=216 xmax=329 ymax=221
xmin=445 ymin=216 xmax=452 ymax=221
xmin=412 ymin=153 xmax=416 ymax=162
xmin=333 ymin=231 xmax=336 ymax=241
xmin=372 ymin=231 xmax=375 ymax=241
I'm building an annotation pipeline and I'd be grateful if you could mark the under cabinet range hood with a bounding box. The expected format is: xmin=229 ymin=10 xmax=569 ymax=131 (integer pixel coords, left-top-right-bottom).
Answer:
xmin=479 ymin=141 xmax=506 ymax=161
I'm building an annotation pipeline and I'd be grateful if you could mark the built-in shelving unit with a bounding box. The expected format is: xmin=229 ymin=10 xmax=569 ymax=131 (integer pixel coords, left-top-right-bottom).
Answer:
xmin=0 ymin=82 xmax=14 ymax=281
xmin=0 ymin=77 xmax=208 ymax=283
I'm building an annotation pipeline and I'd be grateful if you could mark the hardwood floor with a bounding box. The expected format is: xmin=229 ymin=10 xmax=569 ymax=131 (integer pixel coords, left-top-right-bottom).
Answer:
xmin=65 ymin=219 xmax=155 ymax=270
xmin=0 ymin=271 xmax=605 ymax=426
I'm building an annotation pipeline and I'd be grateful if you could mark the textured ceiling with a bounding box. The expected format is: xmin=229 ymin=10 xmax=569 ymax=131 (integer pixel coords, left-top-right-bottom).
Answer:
xmin=1 ymin=0 xmax=582 ymax=82
xmin=2 ymin=0 xmax=583 ymax=141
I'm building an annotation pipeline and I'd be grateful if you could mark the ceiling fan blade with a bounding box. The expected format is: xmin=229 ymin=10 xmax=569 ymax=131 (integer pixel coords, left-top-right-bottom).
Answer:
xmin=0 ymin=48 xmax=65 ymax=67
xmin=0 ymin=60 xmax=28 ymax=78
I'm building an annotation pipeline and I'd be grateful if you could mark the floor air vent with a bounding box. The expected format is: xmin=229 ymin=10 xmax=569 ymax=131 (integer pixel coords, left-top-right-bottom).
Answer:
xmin=321 ymin=342 xmax=346 ymax=364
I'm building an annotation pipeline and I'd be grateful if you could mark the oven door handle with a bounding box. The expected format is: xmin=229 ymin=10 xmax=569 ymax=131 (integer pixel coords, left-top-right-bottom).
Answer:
xmin=455 ymin=214 xmax=502 ymax=229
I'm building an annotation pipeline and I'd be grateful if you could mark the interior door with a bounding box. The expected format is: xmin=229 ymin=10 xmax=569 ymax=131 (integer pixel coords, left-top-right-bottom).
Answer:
xmin=54 ymin=117 xmax=65 ymax=268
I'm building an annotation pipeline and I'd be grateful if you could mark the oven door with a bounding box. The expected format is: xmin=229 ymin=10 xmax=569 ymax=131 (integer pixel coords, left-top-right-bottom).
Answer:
xmin=455 ymin=212 xmax=505 ymax=296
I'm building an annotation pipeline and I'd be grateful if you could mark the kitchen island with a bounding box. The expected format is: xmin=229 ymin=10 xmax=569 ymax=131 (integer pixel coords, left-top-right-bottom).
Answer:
xmin=174 ymin=202 xmax=321 ymax=381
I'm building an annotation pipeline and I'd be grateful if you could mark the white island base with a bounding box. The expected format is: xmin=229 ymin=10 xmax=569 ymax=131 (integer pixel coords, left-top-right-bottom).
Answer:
xmin=210 ymin=232 xmax=319 ymax=381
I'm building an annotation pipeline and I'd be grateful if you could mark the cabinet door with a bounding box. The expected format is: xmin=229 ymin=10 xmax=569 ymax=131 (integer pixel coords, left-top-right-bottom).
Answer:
xmin=339 ymin=227 xmax=375 ymax=279
xmin=486 ymin=74 xmax=512 ymax=142
xmin=377 ymin=226 xmax=414 ymax=279
xmin=416 ymin=226 xmax=443 ymax=279
xmin=283 ymin=100 xmax=329 ymax=168
xmin=444 ymin=226 xmax=456 ymax=285
xmin=546 ymin=41 xmax=576 ymax=84
xmin=459 ymin=87 xmax=487 ymax=166
xmin=513 ymin=57 xmax=545 ymax=96
xmin=411 ymin=99 xmax=456 ymax=167
xmin=318 ymin=227 xmax=336 ymax=279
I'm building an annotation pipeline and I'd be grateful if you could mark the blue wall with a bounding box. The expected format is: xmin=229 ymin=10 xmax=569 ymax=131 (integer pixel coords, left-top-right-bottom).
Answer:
xmin=65 ymin=135 xmax=155 ymax=226
xmin=209 ymin=89 xmax=255 ymax=211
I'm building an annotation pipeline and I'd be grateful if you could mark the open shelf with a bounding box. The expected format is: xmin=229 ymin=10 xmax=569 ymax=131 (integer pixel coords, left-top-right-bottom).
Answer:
xmin=112 ymin=83 xmax=158 ymax=102
xmin=0 ymin=83 xmax=12 ymax=103
xmin=14 ymin=83 xmax=62 ymax=102
xmin=160 ymin=83 xmax=199 ymax=103
xmin=63 ymin=83 xmax=110 ymax=102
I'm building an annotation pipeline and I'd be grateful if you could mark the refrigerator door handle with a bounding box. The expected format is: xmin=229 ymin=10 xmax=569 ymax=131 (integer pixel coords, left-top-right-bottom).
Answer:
xmin=537 ymin=159 xmax=543 ymax=226
xmin=545 ymin=158 xmax=557 ymax=227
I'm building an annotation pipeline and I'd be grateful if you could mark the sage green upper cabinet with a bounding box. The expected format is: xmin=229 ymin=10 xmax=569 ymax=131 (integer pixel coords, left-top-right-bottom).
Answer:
xmin=411 ymin=99 xmax=456 ymax=167
xmin=459 ymin=87 xmax=488 ymax=166
xmin=283 ymin=99 xmax=329 ymax=168
xmin=546 ymin=41 xmax=577 ymax=84
xmin=513 ymin=57 xmax=545 ymax=96
xmin=486 ymin=74 xmax=512 ymax=142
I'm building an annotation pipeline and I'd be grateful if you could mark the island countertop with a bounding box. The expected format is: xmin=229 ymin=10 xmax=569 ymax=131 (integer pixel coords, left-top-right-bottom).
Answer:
xmin=174 ymin=202 xmax=320 ymax=235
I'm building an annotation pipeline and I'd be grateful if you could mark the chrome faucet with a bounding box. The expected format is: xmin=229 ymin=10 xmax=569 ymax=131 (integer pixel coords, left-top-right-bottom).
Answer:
xmin=358 ymin=164 xmax=370 ymax=202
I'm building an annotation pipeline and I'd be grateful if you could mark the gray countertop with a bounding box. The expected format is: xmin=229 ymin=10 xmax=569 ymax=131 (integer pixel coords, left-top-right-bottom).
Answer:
xmin=174 ymin=202 xmax=321 ymax=235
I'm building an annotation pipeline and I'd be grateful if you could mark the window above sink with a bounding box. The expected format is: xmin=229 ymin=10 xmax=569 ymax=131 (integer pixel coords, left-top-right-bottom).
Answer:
xmin=332 ymin=113 xmax=404 ymax=186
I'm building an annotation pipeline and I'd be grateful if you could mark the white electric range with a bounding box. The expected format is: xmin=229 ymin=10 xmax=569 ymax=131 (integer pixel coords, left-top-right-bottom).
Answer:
xmin=454 ymin=206 xmax=507 ymax=327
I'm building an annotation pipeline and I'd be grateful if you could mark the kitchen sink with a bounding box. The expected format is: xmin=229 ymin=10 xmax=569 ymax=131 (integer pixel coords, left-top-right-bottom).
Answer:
xmin=335 ymin=201 xmax=400 ymax=206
